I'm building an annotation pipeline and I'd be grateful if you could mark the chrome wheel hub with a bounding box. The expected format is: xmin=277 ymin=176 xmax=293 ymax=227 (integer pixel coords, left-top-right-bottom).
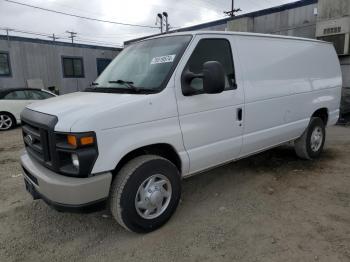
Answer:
xmin=310 ymin=127 xmax=323 ymax=152
xmin=135 ymin=174 xmax=172 ymax=220
xmin=0 ymin=115 xmax=12 ymax=130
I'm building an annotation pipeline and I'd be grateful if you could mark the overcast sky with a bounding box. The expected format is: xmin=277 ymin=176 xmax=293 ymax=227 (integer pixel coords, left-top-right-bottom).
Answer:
xmin=0 ymin=0 xmax=297 ymax=47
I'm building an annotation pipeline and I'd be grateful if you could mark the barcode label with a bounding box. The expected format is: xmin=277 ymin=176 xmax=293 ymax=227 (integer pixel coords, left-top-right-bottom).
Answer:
xmin=150 ymin=55 xmax=176 ymax=65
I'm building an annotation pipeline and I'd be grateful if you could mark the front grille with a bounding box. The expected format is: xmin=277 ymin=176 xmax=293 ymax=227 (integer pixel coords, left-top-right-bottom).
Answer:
xmin=21 ymin=108 xmax=58 ymax=171
xmin=20 ymin=108 xmax=97 ymax=178
xmin=22 ymin=121 xmax=51 ymax=163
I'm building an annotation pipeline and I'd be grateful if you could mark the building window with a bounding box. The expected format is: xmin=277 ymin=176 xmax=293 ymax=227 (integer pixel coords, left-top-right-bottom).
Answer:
xmin=62 ymin=57 xmax=84 ymax=78
xmin=0 ymin=52 xmax=11 ymax=77
xmin=96 ymin=58 xmax=112 ymax=76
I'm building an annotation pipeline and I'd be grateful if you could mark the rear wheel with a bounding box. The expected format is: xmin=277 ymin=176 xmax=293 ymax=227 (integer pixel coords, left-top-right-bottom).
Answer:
xmin=294 ymin=117 xmax=326 ymax=160
xmin=109 ymin=155 xmax=181 ymax=233
xmin=0 ymin=113 xmax=15 ymax=131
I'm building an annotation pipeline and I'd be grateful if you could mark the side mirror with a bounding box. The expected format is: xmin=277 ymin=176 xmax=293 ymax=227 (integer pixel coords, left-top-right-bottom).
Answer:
xmin=202 ymin=61 xmax=225 ymax=94
xmin=181 ymin=61 xmax=225 ymax=96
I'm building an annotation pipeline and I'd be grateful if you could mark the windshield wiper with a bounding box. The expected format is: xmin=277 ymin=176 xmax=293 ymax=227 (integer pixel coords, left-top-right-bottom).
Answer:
xmin=109 ymin=79 xmax=134 ymax=85
xmin=85 ymin=86 xmax=158 ymax=94
xmin=87 ymin=79 xmax=157 ymax=94
xmin=107 ymin=79 xmax=156 ymax=94
xmin=108 ymin=79 xmax=138 ymax=90
xmin=91 ymin=82 xmax=99 ymax=86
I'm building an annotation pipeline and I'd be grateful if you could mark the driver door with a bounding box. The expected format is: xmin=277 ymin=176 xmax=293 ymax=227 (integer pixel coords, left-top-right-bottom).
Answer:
xmin=174 ymin=36 xmax=244 ymax=175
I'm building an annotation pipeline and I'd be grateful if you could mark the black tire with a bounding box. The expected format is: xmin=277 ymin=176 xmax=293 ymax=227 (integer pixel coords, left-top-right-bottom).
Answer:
xmin=0 ymin=112 xmax=16 ymax=131
xmin=294 ymin=117 xmax=326 ymax=160
xmin=109 ymin=155 xmax=181 ymax=233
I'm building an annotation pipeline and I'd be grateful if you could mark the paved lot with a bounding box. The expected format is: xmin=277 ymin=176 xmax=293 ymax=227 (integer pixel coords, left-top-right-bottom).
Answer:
xmin=0 ymin=126 xmax=350 ymax=262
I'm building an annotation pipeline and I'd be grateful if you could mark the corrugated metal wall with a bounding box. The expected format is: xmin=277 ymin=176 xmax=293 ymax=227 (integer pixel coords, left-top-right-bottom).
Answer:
xmin=0 ymin=38 xmax=120 ymax=94
xmin=227 ymin=3 xmax=318 ymax=38
xmin=253 ymin=4 xmax=317 ymax=38
xmin=318 ymin=0 xmax=350 ymax=19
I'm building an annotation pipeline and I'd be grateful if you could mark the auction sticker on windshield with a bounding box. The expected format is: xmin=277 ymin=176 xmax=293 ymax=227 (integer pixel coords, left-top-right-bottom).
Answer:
xmin=150 ymin=55 xmax=176 ymax=65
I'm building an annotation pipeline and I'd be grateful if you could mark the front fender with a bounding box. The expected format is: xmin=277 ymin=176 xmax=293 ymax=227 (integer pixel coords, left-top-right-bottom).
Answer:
xmin=92 ymin=117 xmax=189 ymax=176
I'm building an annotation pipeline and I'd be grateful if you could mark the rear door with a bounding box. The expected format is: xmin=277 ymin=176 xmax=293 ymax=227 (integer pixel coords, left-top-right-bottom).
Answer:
xmin=174 ymin=35 xmax=245 ymax=174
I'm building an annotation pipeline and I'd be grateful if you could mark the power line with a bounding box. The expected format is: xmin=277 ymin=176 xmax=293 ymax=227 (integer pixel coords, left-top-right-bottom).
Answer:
xmin=4 ymin=0 xmax=159 ymax=29
xmin=0 ymin=27 xmax=124 ymax=47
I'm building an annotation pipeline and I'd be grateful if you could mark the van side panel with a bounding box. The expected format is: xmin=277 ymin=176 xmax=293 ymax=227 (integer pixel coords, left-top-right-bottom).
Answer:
xmin=288 ymin=42 xmax=342 ymax=126
xmin=234 ymin=36 xmax=342 ymax=156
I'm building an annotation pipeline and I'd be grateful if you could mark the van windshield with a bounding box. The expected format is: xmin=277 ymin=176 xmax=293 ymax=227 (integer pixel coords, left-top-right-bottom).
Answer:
xmin=92 ymin=35 xmax=192 ymax=94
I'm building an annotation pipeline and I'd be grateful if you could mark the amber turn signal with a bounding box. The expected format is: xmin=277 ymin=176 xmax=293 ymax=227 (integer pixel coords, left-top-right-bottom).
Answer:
xmin=67 ymin=134 xmax=94 ymax=147
xmin=80 ymin=136 xmax=94 ymax=146
xmin=67 ymin=135 xmax=77 ymax=147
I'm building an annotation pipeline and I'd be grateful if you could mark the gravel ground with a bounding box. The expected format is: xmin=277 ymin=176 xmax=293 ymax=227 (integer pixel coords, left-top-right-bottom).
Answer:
xmin=0 ymin=126 xmax=349 ymax=262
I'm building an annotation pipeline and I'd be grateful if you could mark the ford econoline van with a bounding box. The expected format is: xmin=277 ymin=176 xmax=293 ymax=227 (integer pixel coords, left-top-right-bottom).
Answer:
xmin=20 ymin=32 xmax=342 ymax=233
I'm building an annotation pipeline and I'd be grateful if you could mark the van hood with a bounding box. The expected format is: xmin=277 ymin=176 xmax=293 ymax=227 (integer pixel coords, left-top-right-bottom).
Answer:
xmin=26 ymin=91 xmax=176 ymax=132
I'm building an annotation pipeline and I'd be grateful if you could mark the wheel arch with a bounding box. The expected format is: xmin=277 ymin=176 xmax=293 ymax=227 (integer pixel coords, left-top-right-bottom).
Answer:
xmin=311 ymin=108 xmax=329 ymax=125
xmin=0 ymin=111 xmax=16 ymax=118
xmin=112 ymin=143 xmax=182 ymax=178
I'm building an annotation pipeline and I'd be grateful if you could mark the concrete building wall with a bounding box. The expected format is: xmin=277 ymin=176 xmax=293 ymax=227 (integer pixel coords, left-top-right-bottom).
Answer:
xmin=0 ymin=37 xmax=120 ymax=94
xmin=340 ymin=57 xmax=350 ymax=88
xmin=317 ymin=0 xmax=350 ymax=113
xmin=317 ymin=0 xmax=350 ymax=19
xmin=340 ymin=56 xmax=350 ymax=113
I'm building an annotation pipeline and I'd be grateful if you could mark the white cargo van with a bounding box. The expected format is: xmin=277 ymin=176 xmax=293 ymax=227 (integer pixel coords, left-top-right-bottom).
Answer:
xmin=20 ymin=32 xmax=342 ymax=233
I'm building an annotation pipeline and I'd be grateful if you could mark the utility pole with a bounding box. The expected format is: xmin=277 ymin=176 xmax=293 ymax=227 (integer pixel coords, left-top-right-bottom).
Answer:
xmin=163 ymin=12 xmax=169 ymax=33
xmin=66 ymin=31 xmax=77 ymax=44
xmin=156 ymin=12 xmax=170 ymax=34
xmin=157 ymin=13 xmax=163 ymax=33
xmin=3 ymin=28 xmax=13 ymax=41
xmin=2 ymin=28 xmax=13 ymax=47
xmin=48 ymin=33 xmax=59 ymax=43
xmin=224 ymin=0 xmax=241 ymax=17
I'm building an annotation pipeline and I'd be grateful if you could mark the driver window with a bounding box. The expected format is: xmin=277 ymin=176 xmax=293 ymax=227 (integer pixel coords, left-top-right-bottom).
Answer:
xmin=183 ymin=39 xmax=236 ymax=94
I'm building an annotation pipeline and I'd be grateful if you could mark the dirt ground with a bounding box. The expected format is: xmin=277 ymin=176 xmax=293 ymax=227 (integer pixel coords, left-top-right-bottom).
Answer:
xmin=0 ymin=126 xmax=349 ymax=262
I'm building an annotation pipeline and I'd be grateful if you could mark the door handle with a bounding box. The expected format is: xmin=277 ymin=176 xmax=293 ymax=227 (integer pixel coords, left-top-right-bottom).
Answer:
xmin=237 ymin=108 xmax=243 ymax=121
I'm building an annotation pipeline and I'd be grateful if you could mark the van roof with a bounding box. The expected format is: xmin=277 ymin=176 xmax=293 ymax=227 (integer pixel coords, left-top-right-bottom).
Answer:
xmin=133 ymin=31 xmax=329 ymax=45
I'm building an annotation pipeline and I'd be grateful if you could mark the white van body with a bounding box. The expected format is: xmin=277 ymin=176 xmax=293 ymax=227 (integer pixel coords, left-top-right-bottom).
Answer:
xmin=20 ymin=32 xmax=342 ymax=232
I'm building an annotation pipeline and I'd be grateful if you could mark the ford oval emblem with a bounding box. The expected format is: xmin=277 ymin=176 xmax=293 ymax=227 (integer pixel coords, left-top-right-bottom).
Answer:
xmin=26 ymin=134 xmax=34 ymax=145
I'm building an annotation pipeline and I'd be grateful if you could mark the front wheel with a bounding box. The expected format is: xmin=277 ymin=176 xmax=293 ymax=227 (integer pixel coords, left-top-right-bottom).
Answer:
xmin=294 ymin=117 xmax=326 ymax=160
xmin=109 ymin=155 xmax=181 ymax=233
xmin=0 ymin=113 xmax=15 ymax=131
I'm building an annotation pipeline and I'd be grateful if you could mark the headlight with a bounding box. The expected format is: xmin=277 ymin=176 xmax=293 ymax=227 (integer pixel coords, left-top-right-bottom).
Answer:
xmin=71 ymin=153 xmax=79 ymax=169
xmin=55 ymin=132 xmax=98 ymax=177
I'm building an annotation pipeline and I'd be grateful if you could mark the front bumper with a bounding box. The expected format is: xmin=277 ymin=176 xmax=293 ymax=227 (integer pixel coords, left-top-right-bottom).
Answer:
xmin=20 ymin=150 xmax=112 ymax=211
